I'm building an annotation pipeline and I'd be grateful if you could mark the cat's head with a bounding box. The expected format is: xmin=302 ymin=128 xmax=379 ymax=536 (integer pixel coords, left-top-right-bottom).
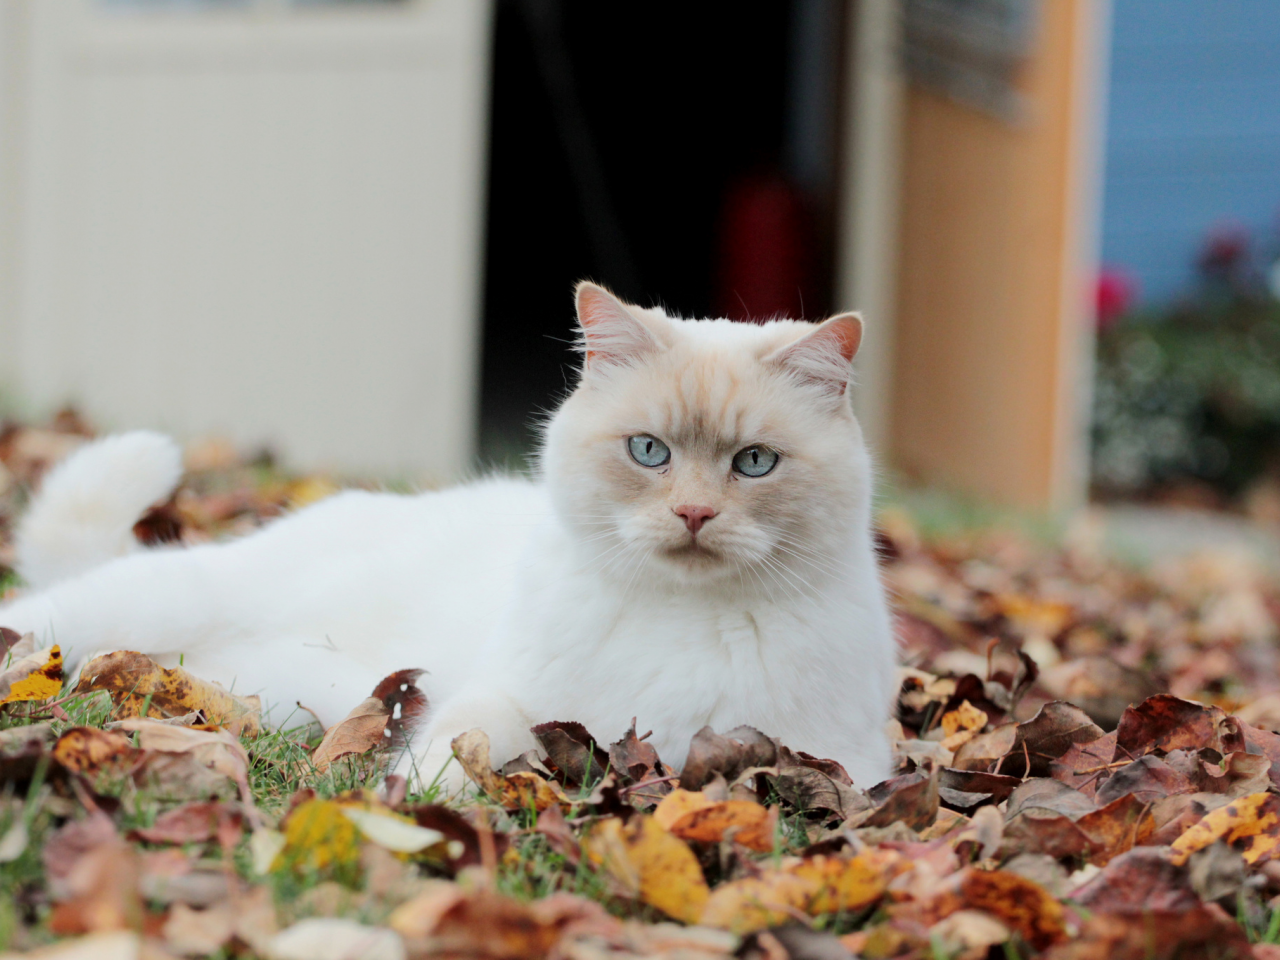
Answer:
xmin=541 ymin=282 xmax=874 ymax=593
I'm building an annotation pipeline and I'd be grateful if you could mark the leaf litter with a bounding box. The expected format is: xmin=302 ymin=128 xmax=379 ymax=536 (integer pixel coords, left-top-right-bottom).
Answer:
xmin=9 ymin=416 xmax=1280 ymax=955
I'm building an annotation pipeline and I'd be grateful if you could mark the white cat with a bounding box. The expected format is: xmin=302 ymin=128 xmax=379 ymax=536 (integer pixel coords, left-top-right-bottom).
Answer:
xmin=0 ymin=283 xmax=897 ymax=790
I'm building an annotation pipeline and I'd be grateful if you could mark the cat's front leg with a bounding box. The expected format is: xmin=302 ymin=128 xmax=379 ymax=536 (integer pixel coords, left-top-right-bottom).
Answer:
xmin=395 ymin=687 xmax=538 ymax=797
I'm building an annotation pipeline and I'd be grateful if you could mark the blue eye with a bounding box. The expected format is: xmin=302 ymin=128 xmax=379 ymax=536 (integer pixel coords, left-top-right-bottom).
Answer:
xmin=628 ymin=435 xmax=670 ymax=468
xmin=732 ymin=445 xmax=779 ymax=477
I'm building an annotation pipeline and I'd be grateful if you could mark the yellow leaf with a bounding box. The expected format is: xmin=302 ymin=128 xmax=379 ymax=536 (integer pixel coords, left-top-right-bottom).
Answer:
xmin=74 ymin=651 xmax=260 ymax=735
xmin=653 ymin=788 xmax=715 ymax=830
xmin=701 ymin=872 xmax=814 ymax=934
xmin=0 ymin=645 xmax=63 ymax=703
xmin=940 ymin=700 xmax=989 ymax=752
xmin=585 ymin=816 xmax=709 ymax=923
xmin=274 ymin=799 xmax=362 ymax=882
xmin=288 ymin=476 xmax=341 ymax=508
xmin=791 ymin=852 xmax=893 ymax=914
xmin=1171 ymin=791 xmax=1280 ymax=866
xmin=701 ymin=852 xmax=895 ymax=934
xmin=941 ymin=700 xmax=988 ymax=737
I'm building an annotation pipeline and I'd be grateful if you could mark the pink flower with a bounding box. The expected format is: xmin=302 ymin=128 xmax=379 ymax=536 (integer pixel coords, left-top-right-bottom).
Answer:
xmin=1096 ymin=268 xmax=1136 ymax=330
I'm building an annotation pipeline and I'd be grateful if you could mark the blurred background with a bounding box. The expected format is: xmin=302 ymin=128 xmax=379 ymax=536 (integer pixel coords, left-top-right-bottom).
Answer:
xmin=1 ymin=0 xmax=1278 ymax=527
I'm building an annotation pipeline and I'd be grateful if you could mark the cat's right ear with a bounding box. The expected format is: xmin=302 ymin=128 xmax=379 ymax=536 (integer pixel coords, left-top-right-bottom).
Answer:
xmin=575 ymin=282 xmax=667 ymax=371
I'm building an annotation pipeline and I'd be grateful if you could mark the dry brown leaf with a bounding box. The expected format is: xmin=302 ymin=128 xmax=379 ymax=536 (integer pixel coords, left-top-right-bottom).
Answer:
xmin=74 ymin=651 xmax=260 ymax=734
xmin=678 ymin=725 xmax=778 ymax=790
xmin=131 ymin=801 xmax=242 ymax=846
xmin=47 ymin=839 xmax=144 ymax=936
xmin=390 ymin=884 xmax=611 ymax=959
xmin=311 ymin=697 xmax=388 ymax=773
xmin=451 ymin=728 xmax=568 ymax=811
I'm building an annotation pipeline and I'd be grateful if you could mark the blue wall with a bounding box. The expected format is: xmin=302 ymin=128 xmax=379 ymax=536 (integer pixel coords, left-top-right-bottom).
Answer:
xmin=1102 ymin=0 xmax=1280 ymax=304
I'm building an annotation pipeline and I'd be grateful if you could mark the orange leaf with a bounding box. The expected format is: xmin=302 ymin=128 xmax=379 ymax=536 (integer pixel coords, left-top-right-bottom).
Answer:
xmin=667 ymin=800 xmax=776 ymax=852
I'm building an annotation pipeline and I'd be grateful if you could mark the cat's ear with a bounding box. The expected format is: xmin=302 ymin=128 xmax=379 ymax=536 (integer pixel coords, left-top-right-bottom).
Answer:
xmin=575 ymin=281 xmax=668 ymax=371
xmin=766 ymin=313 xmax=863 ymax=397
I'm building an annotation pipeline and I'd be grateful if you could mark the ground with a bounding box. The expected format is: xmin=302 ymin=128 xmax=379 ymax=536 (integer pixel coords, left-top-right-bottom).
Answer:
xmin=4 ymin=415 xmax=1280 ymax=959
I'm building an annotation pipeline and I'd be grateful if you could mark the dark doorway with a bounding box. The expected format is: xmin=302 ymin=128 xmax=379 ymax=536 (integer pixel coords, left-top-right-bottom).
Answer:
xmin=478 ymin=0 xmax=846 ymax=466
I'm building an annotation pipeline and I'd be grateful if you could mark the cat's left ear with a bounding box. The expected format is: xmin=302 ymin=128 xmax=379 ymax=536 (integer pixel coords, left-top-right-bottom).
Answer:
xmin=575 ymin=281 xmax=671 ymax=371
xmin=767 ymin=313 xmax=863 ymax=397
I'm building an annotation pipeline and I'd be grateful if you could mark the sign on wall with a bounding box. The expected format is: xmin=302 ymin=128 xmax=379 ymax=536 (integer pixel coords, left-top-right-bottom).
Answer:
xmin=902 ymin=0 xmax=1041 ymax=122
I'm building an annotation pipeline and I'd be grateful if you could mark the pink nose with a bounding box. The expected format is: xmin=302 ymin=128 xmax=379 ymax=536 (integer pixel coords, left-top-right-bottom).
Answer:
xmin=674 ymin=504 xmax=717 ymax=536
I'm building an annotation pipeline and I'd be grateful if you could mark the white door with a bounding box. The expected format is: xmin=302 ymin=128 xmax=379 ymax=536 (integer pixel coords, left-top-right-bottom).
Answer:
xmin=0 ymin=0 xmax=493 ymax=479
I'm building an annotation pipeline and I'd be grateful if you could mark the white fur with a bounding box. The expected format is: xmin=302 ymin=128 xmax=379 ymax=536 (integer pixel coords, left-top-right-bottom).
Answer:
xmin=16 ymin=431 xmax=184 ymax=591
xmin=0 ymin=286 xmax=897 ymax=791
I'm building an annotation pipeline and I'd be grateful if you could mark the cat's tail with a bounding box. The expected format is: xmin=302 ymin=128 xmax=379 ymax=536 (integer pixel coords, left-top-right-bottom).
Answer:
xmin=15 ymin=431 xmax=184 ymax=590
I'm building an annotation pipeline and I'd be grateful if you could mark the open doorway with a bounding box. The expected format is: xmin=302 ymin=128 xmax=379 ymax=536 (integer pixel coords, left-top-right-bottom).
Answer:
xmin=478 ymin=0 xmax=847 ymax=466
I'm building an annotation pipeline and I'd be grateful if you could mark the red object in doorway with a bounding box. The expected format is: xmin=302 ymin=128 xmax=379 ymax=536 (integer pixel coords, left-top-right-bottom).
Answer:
xmin=713 ymin=172 xmax=815 ymax=322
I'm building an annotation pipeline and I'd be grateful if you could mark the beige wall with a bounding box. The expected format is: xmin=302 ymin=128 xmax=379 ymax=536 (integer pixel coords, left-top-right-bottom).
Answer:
xmin=0 ymin=0 xmax=492 ymax=481
xmin=887 ymin=0 xmax=1105 ymax=508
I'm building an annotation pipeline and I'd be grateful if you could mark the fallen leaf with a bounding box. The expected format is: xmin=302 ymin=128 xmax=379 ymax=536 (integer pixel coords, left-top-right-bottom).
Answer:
xmin=74 ymin=651 xmax=260 ymax=734
xmin=339 ymin=806 xmax=446 ymax=854
xmin=699 ymin=872 xmax=814 ymax=935
xmin=404 ymin=804 xmax=503 ymax=872
xmin=1114 ymin=694 xmax=1239 ymax=760
xmin=1041 ymin=904 xmax=1253 ymax=960
xmin=48 ymin=839 xmax=144 ymax=936
xmin=851 ymin=768 xmax=938 ymax=832
xmin=1170 ymin=790 xmax=1280 ymax=865
xmin=609 ymin=718 xmax=669 ymax=791
xmin=311 ymin=697 xmax=388 ymax=773
xmin=273 ymin=798 xmax=363 ymax=884
xmin=585 ymin=815 xmax=709 ymax=923
xmin=701 ymin=851 xmax=892 ymax=934
xmin=772 ymin=748 xmax=869 ymax=820
xmin=666 ymin=799 xmax=777 ymax=852
xmin=266 ymin=918 xmax=404 ymax=960
xmin=115 ymin=719 xmax=252 ymax=807
xmin=1069 ymin=846 xmax=1200 ymax=912
xmin=532 ymin=720 xmax=610 ymax=787
xmin=130 ymin=801 xmax=241 ymax=846
xmin=652 ymin=788 xmax=715 ymax=830
xmin=0 ymin=643 xmax=63 ymax=703
xmin=952 ymin=868 xmax=1066 ymax=950
xmin=43 ymin=812 xmax=120 ymax=900
xmin=0 ymin=931 xmax=150 ymax=960
xmin=939 ymin=700 xmax=988 ymax=751
xmin=929 ymin=909 xmax=1012 ymax=957
xmin=937 ymin=767 xmax=1022 ymax=812
xmin=678 ymin=726 xmax=777 ymax=791
xmin=451 ymin=728 xmax=568 ymax=811
xmin=52 ymin=727 xmax=137 ymax=777
xmin=392 ymin=884 xmax=613 ymax=960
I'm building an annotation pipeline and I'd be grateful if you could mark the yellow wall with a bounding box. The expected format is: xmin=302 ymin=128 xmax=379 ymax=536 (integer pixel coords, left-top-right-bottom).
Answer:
xmin=889 ymin=0 xmax=1102 ymax=508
